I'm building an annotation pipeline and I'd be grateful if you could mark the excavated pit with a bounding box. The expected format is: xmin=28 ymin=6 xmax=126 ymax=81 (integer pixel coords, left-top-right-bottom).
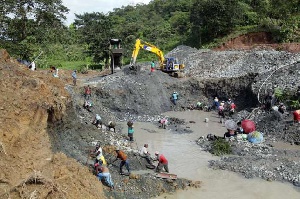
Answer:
xmin=45 ymin=69 xmax=267 ymax=198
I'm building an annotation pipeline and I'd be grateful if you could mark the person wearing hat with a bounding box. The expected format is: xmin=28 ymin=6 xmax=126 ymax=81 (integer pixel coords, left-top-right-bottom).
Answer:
xmin=171 ymin=92 xmax=179 ymax=105
xmin=224 ymin=120 xmax=237 ymax=139
xmin=114 ymin=148 xmax=130 ymax=175
xmin=154 ymin=151 xmax=169 ymax=173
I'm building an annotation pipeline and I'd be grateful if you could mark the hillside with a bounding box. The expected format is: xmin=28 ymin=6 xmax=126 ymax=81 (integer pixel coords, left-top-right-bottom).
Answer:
xmin=0 ymin=50 xmax=105 ymax=199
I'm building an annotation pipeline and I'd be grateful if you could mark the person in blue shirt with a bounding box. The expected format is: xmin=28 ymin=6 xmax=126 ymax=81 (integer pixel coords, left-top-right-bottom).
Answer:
xmin=171 ymin=92 xmax=179 ymax=105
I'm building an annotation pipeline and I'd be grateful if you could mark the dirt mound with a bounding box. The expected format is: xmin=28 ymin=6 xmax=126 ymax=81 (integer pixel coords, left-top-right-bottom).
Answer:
xmin=0 ymin=49 xmax=105 ymax=199
xmin=214 ymin=32 xmax=300 ymax=53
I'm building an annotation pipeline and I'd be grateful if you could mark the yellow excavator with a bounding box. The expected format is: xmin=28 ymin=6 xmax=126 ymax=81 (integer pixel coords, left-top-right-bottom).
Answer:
xmin=129 ymin=39 xmax=185 ymax=77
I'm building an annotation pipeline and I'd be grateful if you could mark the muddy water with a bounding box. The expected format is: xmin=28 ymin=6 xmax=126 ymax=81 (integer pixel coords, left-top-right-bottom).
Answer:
xmin=120 ymin=110 xmax=300 ymax=199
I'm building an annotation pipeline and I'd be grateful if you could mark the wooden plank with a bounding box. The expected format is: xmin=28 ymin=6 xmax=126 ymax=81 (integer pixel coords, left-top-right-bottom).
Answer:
xmin=155 ymin=173 xmax=177 ymax=180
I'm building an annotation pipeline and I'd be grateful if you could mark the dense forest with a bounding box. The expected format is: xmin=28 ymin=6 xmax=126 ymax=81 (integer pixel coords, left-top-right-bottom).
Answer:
xmin=0 ymin=0 xmax=299 ymax=70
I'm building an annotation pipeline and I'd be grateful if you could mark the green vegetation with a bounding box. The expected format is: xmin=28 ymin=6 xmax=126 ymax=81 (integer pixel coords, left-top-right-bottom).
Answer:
xmin=211 ymin=139 xmax=232 ymax=156
xmin=290 ymin=100 xmax=300 ymax=109
xmin=274 ymin=87 xmax=300 ymax=110
xmin=1 ymin=0 xmax=299 ymax=70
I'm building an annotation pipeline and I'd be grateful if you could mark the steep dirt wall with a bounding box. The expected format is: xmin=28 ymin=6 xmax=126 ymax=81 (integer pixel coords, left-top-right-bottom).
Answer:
xmin=214 ymin=32 xmax=300 ymax=53
xmin=200 ymin=73 xmax=259 ymax=110
xmin=0 ymin=50 xmax=105 ymax=199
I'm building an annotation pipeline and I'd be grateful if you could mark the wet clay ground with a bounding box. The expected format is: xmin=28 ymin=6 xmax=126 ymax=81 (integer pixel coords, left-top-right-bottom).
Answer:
xmin=119 ymin=110 xmax=300 ymax=199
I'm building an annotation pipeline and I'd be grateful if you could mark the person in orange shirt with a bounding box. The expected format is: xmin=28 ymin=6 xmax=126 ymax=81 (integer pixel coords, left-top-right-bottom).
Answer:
xmin=114 ymin=149 xmax=130 ymax=174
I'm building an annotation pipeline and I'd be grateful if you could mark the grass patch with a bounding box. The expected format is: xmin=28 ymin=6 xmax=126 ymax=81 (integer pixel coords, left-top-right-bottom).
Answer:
xmin=211 ymin=139 xmax=232 ymax=156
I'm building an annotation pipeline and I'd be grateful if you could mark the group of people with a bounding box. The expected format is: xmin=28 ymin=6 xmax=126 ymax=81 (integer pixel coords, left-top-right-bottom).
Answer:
xmin=139 ymin=144 xmax=169 ymax=173
xmin=90 ymin=142 xmax=169 ymax=189
xmin=90 ymin=145 xmax=113 ymax=188
xmin=213 ymin=97 xmax=236 ymax=123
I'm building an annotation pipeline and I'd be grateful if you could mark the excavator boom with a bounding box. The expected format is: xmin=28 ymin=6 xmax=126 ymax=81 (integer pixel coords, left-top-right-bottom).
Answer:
xmin=130 ymin=39 xmax=164 ymax=67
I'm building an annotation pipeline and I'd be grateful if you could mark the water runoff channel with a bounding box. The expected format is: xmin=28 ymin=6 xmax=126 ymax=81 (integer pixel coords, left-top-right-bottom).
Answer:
xmin=120 ymin=110 xmax=300 ymax=199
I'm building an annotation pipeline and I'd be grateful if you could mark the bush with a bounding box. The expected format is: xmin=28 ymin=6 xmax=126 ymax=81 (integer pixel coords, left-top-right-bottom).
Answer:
xmin=211 ymin=139 xmax=232 ymax=156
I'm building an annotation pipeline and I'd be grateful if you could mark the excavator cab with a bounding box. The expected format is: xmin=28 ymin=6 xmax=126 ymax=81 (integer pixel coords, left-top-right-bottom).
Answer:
xmin=163 ymin=57 xmax=184 ymax=72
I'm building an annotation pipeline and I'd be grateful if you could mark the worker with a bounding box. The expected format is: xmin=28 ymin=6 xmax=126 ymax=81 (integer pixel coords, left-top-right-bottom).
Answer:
xmin=218 ymin=104 xmax=225 ymax=124
xmin=114 ymin=149 xmax=130 ymax=175
xmin=171 ymin=92 xmax=179 ymax=105
xmin=83 ymin=100 xmax=92 ymax=112
xmin=92 ymin=114 xmax=102 ymax=129
xmin=227 ymin=98 xmax=232 ymax=105
xmin=71 ymin=70 xmax=77 ymax=86
xmin=230 ymin=102 xmax=236 ymax=116
xmin=84 ymin=85 xmax=91 ymax=100
xmin=159 ymin=118 xmax=168 ymax=129
xmin=236 ymin=121 xmax=244 ymax=134
xmin=293 ymin=110 xmax=300 ymax=124
xmin=196 ymin=102 xmax=203 ymax=110
xmin=264 ymin=92 xmax=274 ymax=111
xmin=127 ymin=121 xmax=134 ymax=141
xmin=278 ymin=103 xmax=286 ymax=114
xmin=107 ymin=121 xmax=116 ymax=132
xmin=214 ymin=97 xmax=219 ymax=110
xmin=95 ymin=162 xmax=114 ymax=188
xmin=224 ymin=120 xmax=238 ymax=139
xmin=224 ymin=128 xmax=237 ymax=140
xmin=150 ymin=60 xmax=155 ymax=74
xmin=91 ymin=144 xmax=107 ymax=166
xmin=140 ymin=144 xmax=153 ymax=165
xmin=154 ymin=151 xmax=169 ymax=173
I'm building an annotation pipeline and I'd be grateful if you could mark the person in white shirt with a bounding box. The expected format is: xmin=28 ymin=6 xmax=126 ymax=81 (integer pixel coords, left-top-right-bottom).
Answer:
xmin=139 ymin=144 xmax=153 ymax=165
xmin=30 ymin=61 xmax=36 ymax=71
xmin=92 ymin=114 xmax=102 ymax=129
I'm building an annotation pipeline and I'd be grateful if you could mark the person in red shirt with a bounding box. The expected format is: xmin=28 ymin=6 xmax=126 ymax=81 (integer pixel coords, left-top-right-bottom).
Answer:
xmin=293 ymin=110 xmax=300 ymax=123
xmin=230 ymin=102 xmax=236 ymax=116
xmin=84 ymin=85 xmax=91 ymax=100
xmin=154 ymin=151 xmax=169 ymax=173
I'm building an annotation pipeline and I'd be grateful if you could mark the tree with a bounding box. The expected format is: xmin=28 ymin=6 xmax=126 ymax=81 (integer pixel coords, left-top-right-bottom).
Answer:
xmin=74 ymin=12 xmax=113 ymax=63
xmin=190 ymin=0 xmax=246 ymax=45
xmin=0 ymin=0 xmax=69 ymax=59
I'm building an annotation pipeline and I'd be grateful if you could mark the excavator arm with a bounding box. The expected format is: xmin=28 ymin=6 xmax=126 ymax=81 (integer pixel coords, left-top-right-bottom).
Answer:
xmin=129 ymin=38 xmax=185 ymax=77
xmin=130 ymin=39 xmax=165 ymax=69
